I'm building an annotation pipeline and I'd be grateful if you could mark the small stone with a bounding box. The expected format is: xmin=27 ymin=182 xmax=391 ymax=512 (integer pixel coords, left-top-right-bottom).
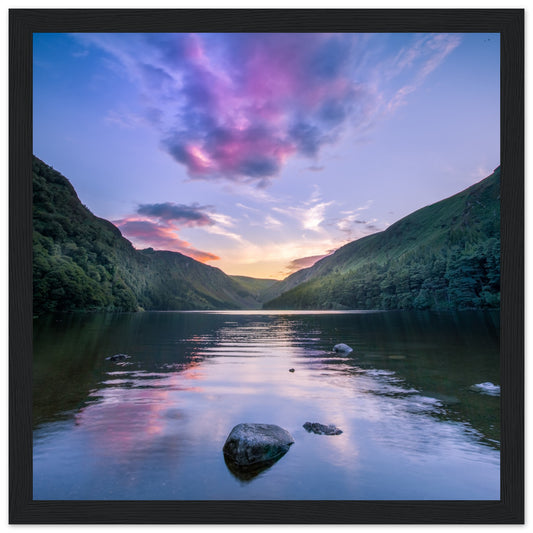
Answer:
xmin=470 ymin=382 xmax=500 ymax=396
xmin=303 ymin=422 xmax=343 ymax=435
xmin=289 ymin=368 xmax=295 ymax=372
xmin=333 ymin=343 xmax=353 ymax=354
xmin=105 ymin=353 xmax=131 ymax=361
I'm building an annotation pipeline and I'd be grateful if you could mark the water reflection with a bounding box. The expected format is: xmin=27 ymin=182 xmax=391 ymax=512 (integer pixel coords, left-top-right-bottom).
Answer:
xmin=33 ymin=310 xmax=500 ymax=500
xmin=223 ymin=452 xmax=291 ymax=483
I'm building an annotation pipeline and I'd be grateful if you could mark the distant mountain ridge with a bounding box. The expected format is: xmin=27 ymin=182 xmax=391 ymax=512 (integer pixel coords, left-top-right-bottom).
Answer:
xmin=32 ymin=156 xmax=264 ymax=314
xmin=33 ymin=156 xmax=500 ymax=314
xmin=263 ymin=167 xmax=500 ymax=310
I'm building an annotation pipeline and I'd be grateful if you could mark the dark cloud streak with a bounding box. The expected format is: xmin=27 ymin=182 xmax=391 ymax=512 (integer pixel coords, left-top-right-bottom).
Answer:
xmin=137 ymin=202 xmax=214 ymax=226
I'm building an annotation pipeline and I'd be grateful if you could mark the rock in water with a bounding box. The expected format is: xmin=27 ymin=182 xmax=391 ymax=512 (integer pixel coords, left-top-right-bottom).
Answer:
xmin=222 ymin=423 xmax=294 ymax=466
xmin=105 ymin=353 xmax=131 ymax=361
xmin=333 ymin=343 xmax=353 ymax=354
xmin=470 ymin=382 xmax=500 ymax=396
xmin=303 ymin=422 xmax=343 ymax=435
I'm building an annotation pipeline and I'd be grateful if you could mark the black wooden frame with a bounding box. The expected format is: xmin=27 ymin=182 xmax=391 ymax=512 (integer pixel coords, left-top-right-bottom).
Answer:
xmin=9 ymin=8 xmax=524 ymax=524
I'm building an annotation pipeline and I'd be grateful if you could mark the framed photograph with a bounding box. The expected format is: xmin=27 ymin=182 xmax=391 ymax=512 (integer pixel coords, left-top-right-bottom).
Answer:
xmin=10 ymin=8 xmax=524 ymax=524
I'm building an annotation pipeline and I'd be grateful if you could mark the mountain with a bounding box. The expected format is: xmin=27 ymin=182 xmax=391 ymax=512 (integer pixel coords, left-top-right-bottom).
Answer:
xmin=263 ymin=167 xmax=500 ymax=310
xmin=32 ymin=156 xmax=263 ymax=314
xmin=33 ymin=156 xmax=501 ymax=314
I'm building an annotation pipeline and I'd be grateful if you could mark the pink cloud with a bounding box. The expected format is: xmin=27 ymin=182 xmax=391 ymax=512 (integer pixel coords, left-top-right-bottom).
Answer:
xmin=285 ymin=253 xmax=332 ymax=275
xmin=114 ymin=217 xmax=219 ymax=263
xmin=81 ymin=32 xmax=462 ymax=185
xmin=89 ymin=33 xmax=364 ymax=184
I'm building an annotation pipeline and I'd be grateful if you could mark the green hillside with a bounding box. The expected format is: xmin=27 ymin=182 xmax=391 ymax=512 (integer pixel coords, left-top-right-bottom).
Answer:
xmin=32 ymin=156 xmax=262 ymax=314
xmin=264 ymin=167 xmax=500 ymax=310
xmin=33 ymin=156 xmax=501 ymax=314
xmin=229 ymin=275 xmax=279 ymax=300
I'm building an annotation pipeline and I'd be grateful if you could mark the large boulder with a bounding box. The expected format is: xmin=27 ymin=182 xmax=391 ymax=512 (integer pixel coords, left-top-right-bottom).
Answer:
xmin=222 ymin=423 xmax=294 ymax=467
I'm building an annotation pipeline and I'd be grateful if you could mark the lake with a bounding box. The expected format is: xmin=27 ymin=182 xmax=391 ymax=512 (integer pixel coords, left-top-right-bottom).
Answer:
xmin=33 ymin=310 xmax=500 ymax=500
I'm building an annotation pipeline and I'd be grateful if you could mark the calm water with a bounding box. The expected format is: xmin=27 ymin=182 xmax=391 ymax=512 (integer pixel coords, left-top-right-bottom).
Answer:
xmin=33 ymin=310 xmax=500 ymax=500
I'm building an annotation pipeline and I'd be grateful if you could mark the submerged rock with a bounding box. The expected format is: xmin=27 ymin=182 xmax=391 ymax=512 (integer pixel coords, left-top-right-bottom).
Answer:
xmin=333 ymin=343 xmax=353 ymax=354
xmin=222 ymin=423 xmax=294 ymax=467
xmin=303 ymin=422 xmax=343 ymax=435
xmin=105 ymin=353 xmax=131 ymax=362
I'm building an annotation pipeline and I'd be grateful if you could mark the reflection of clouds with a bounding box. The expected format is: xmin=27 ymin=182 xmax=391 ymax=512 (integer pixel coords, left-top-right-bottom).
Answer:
xmin=76 ymin=394 xmax=168 ymax=457
xmin=339 ymin=368 xmax=497 ymax=466
xmin=86 ymin=330 xmax=456 ymax=477
xmin=35 ymin=311 xmax=500 ymax=499
xmin=187 ymin=317 xmax=363 ymax=463
xmin=76 ymin=364 xmax=208 ymax=463
xmin=77 ymin=314 xmax=494 ymax=482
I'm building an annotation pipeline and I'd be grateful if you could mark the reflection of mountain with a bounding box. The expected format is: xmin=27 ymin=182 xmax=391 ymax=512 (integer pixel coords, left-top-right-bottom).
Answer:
xmin=305 ymin=310 xmax=501 ymax=448
xmin=33 ymin=156 xmax=264 ymax=314
xmin=32 ymin=312 xmax=218 ymax=428
xmin=263 ymin=168 xmax=500 ymax=310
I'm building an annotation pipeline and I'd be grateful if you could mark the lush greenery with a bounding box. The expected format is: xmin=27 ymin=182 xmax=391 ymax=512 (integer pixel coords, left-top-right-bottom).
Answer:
xmin=264 ymin=168 xmax=500 ymax=310
xmin=33 ymin=156 xmax=263 ymax=315
xmin=229 ymin=275 xmax=278 ymax=300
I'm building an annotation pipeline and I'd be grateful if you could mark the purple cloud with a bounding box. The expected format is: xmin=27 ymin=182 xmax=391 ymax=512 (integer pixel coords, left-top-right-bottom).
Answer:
xmin=79 ymin=32 xmax=460 ymax=185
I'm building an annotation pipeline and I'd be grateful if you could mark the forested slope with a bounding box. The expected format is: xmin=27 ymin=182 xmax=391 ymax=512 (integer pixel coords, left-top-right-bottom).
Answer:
xmin=32 ymin=156 xmax=501 ymax=314
xmin=32 ymin=156 xmax=261 ymax=314
xmin=264 ymin=167 xmax=500 ymax=310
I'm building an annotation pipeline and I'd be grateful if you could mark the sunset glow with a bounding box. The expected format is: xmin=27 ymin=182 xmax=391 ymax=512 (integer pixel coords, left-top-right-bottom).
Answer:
xmin=33 ymin=32 xmax=500 ymax=278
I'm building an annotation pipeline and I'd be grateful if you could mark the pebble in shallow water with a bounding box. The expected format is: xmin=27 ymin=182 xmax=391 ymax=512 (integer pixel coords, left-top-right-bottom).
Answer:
xmin=303 ymin=422 xmax=343 ymax=435
xmin=333 ymin=343 xmax=353 ymax=354
xmin=105 ymin=353 xmax=131 ymax=362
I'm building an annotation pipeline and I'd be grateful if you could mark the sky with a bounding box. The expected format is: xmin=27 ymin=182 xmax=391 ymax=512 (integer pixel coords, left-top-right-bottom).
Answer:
xmin=33 ymin=32 xmax=500 ymax=279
